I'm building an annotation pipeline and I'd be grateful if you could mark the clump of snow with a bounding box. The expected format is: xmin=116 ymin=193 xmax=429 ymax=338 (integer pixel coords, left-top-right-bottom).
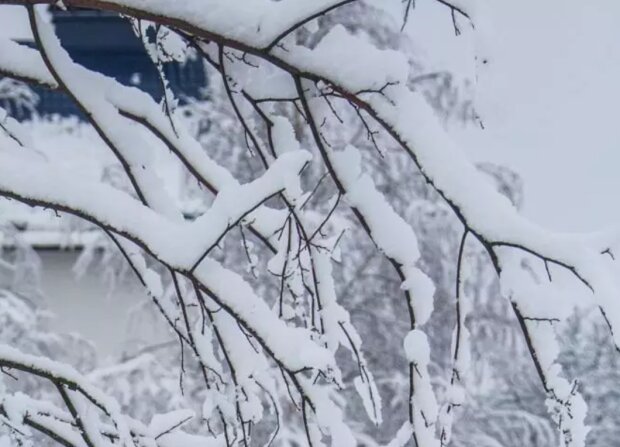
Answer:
xmin=403 ymin=329 xmax=430 ymax=365
xmin=282 ymin=25 xmax=409 ymax=93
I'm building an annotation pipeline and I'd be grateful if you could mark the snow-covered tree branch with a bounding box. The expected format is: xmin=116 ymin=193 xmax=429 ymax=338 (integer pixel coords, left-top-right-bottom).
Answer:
xmin=0 ymin=1 xmax=617 ymax=446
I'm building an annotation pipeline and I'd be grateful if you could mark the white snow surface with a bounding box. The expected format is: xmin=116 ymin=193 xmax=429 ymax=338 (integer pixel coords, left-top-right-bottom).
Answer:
xmin=1 ymin=2 xmax=620 ymax=446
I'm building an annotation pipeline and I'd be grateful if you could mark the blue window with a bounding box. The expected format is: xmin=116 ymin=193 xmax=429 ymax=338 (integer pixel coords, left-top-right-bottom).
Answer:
xmin=3 ymin=9 xmax=206 ymax=120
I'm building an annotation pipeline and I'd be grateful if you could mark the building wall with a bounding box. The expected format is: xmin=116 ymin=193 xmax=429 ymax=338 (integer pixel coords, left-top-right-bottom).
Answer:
xmin=38 ymin=250 xmax=165 ymax=360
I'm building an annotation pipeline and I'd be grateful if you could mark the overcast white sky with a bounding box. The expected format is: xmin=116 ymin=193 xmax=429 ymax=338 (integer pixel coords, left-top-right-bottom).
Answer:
xmin=2 ymin=1 xmax=620 ymax=233
xmin=407 ymin=0 xmax=620 ymax=233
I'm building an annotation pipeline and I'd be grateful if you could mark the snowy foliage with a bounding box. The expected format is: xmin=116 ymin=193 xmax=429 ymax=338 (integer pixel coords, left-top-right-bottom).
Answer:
xmin=0 ymin=2 xmax=617 ymax=447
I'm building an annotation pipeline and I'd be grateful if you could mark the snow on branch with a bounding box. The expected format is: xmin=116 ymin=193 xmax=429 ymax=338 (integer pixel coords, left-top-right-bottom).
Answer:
xmin=0 ymin=1 xmax=617 ymax=446
xmin=0 ymin=343 xmax=138 ymax=446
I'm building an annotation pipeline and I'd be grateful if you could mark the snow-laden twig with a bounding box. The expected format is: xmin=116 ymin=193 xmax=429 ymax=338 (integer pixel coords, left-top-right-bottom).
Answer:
xmin=0 ymin=2 xmax=618 ymax=446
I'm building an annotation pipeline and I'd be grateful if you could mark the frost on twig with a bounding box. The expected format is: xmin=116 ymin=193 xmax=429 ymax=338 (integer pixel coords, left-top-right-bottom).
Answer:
xmin=0 ymin=2 xmax=617 ymax=446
